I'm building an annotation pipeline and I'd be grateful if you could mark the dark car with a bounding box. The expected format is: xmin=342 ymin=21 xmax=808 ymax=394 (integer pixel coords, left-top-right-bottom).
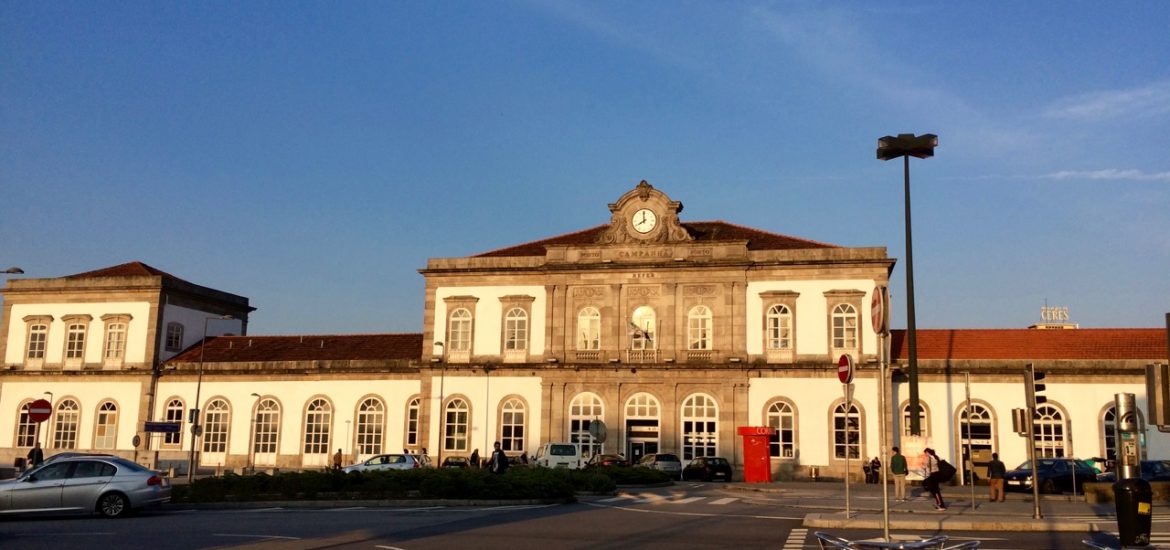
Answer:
xmin=585 ymin=454 xmax=629 ymax=468
xmin=1096 ymin=460 xmax=1170 ymax=482
xmin=1004 ymin=458 xmax=1099 ymax=493
xmin=441 ymin=456 xmax=471 ymax=469
xmin=682 ymin=456 xmax=733 ymax=482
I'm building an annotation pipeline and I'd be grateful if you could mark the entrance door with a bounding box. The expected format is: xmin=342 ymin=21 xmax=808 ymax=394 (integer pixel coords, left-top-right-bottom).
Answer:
xmin=626 ymin=419 xmax=660 ymax=463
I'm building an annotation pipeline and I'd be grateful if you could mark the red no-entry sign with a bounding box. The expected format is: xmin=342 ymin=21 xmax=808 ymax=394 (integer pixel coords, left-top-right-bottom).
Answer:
xmin=28 ymin=398 xmax=52 ymax=423
xmin=837 ymin=354 xmax=854 ymax=384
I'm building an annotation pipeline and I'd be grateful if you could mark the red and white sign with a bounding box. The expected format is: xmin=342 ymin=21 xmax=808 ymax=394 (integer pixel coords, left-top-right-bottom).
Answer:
xmin=837 ymin=354 xmax=854 ymax=384
xmin=871 ymin=285 xmax=889 ymax=335
xmin=28 ymin=398 xmax=52 ymax=423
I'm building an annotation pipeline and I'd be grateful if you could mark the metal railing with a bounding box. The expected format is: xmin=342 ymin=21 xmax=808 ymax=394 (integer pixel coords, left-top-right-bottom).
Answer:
xmin=814 ymin=532 xmax=979 ymax=550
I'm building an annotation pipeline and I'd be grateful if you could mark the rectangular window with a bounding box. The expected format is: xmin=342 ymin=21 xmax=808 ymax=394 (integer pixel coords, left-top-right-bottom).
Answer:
xmin=104 ymin=323 xmax=127 ymax=361
xmin=27 ymin=324 xmax=48 ymax=359
xmin=65 ymin=323 xmax=87 ymax=360
xmin=165 ymin=323 xmax=184 ymax=351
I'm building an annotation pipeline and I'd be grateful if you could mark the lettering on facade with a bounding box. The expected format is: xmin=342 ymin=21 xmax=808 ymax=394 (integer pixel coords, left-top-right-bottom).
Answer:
xmin=690 ymin=248 xmax=713 ymax=257
xmin=572 ymin=287 xmax=607 ymax=298
xmin=683 ymin=285 xmax=716 ymax=296
xmin=578 ymin=250 xmax=602 ymax=260
xmin=617 ymin=249 xmax=673 ymax=259
xmin=632 ymin=272 xmax=656 ymax=279
xmin=1040 ymin=306 xmax=1070 ymax=322
xmin=628 ymin=286 xmax=660 ymax=298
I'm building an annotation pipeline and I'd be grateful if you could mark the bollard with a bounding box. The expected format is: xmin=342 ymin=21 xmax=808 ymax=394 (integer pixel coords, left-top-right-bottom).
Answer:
xmin=1114 ymin=478 xmax=1152 ymax=547
xmin=810 ymin=465 xmax=819 ymax=482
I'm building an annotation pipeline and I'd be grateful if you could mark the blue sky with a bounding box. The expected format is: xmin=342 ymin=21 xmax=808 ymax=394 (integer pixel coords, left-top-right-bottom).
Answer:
xmin=3 ymin=1 xmax=1168 ymax=335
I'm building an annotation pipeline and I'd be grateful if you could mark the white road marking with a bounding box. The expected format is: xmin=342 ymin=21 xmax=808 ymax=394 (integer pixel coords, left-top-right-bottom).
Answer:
xmin=782 ymin=527 xmax=807 ymax=550
xmin=583 ymin=500 xmax=805 ymax=520
xmin=212 ymin=534 xmax=301 ymax=540
xmin=709 ymin=497 xmax=738 ymax=505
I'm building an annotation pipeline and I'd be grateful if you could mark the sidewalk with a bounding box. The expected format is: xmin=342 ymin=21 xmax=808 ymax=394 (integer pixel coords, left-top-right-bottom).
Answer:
xmin=727 ymin=480 xmax=1135 ymax=533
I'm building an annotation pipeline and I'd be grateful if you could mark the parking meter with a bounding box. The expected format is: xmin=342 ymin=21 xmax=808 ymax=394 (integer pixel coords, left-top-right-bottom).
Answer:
xmin=1113 ymin=392 xmax=1152 ymax=547
xmin=1116 ymin=393 xmax=1141 ymax=480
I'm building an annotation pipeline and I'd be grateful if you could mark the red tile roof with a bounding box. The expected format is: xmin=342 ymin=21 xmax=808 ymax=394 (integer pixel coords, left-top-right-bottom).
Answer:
xmin=892 ymin=329 xmax=1168 ymax=361
xmin=65 ymin=261 xmax=189 ymax=283
xmin=166 ymin=333 xmax=423 ymax=364
xmin=474 ymin=221 xmax=839 ymax=257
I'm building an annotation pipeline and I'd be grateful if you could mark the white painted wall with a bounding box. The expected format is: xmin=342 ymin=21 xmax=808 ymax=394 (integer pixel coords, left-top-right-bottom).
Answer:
xmin=6 ymin=302 xmax=152 ymax=365
xmin=0 ymin=381 xmax=144 ymax=451
xmin=433 ymin=286 xmax=548 ymax=356
xmin=745 ymin=280 xmax=882 ymax=356
xmin=425 ymin=374 xmax=544 ymax=458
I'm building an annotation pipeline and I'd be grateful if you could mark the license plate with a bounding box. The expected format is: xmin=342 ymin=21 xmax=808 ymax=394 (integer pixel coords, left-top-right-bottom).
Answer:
xmin=1008 ymin=480 xmax=1021 ymax=485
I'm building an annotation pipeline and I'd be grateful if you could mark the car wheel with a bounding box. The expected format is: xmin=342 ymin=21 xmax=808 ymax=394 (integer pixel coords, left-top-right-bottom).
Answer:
xmin=1040 ymin=479 xmax=1058 ymax=494
xmin=98 ymin=492 xmax=130 ymax=518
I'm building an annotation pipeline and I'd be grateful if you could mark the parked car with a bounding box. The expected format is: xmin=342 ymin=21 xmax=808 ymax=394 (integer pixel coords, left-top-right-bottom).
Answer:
xmin=585 ymin=454 xmax=629 ymax=468
xmin=1096 ymin=460 xmax=1170 ymax=482
xmin=343 ymin=453 xmax=428 ymax=473
xmin=637 ymin=453 xmax=683 ymax=479
xmin=1004 ymin=458 xmax=1099 ymax=493
xmin=533 ymin=443 xmax=582 ymax=469
xmin=441 ymin=456 xmax=471 ymax=469
xmin=0 ymin=456 xmax=170 ymax=518
xmin=682 ymin=456 xmax=733 ymax=482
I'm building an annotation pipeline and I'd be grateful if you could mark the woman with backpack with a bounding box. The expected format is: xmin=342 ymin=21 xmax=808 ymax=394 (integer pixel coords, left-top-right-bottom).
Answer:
xmin=923 ymin=448 xmax=950 ymax=511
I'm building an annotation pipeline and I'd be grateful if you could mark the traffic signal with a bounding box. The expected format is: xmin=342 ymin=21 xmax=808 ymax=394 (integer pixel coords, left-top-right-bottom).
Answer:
xmin=1025 ymin=363 xmax=1046 ymax=407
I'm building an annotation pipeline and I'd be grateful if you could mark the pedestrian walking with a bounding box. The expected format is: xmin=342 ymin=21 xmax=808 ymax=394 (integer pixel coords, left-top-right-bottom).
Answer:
xmin=889 ymin=446 xmax=908 ymax=501
xmin=470 ymin=448 xmax=480 ymax=468
xmin=923 ymin=448 xmax=947 ymax=510
xmin=26 ymin=442 xmax=44 ymax=469
xmin=868 ymin=457 xmax=881 ymax=484
xmin=987 ymin=452 xmax=1007 ymax=502
xmin=333 ymin=448 xmax=343 ymax=471
xmin=489 ymin=441 xmax=509 ymax=474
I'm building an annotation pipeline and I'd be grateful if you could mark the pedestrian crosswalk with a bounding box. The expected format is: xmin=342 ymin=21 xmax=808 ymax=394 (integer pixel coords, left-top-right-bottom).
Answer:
xmin=782 ymin=527 xmax=808 ymax=550
xmin=598 ymin=492 xmax=740 ymax=506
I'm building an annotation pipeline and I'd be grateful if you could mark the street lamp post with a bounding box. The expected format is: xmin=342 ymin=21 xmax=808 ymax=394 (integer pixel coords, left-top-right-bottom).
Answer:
xmin=3 ymin=267 xmax=25 ymax=274
xmin=41 ymin=391 xmax=53 ymax=450
xmin=249 ymin=393 xmax=261 ymax=475
xmin=877 ymin=133 xmax=937 ymax=436
xmin=187 ymin=315 xmax=233 ymax=483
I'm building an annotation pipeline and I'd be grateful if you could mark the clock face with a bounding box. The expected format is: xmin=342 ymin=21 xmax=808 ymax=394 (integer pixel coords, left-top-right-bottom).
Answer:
xmin=632 ymin=208 xmax=658 ymax=234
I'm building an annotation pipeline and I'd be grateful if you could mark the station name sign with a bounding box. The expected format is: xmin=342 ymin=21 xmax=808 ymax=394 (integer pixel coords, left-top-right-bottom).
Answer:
xmin=1040 ymin=306 xmax=1070 ymax=322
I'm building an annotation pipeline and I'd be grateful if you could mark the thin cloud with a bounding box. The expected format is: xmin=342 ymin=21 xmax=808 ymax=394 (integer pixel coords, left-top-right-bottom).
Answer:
xmin=1042 ymin=169 xmax=1170 ymax=182
xmin=1043 ymin=80 xmax=1170 ymax=121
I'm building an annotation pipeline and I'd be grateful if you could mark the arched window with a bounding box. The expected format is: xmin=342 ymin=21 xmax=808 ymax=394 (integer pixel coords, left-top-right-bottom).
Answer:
xmin=500 ymin=398 xmax=526 ymax=453
xmin=254 ymin=398 xmax=280 ymax=457
xmin=687 ymin=306 xmax=712 ymax=350
xmin=631 ymin=306 xmax=655 ymax=350
xmin=833 ymin=402 xmax=862 ymax=460
xmin=766 ymin=400 xmax=796 ymax=459
xmin=626 ymin=393 xmax=659 ymax=418
xmin=958 ymin=403 xmax=994 ymax=479
xmin=164 ymin=398 xmax=184 ymax=447
xmin=303 ymin=398 xmax=332 ymax=456
xmin=356 ymin=397 xmax=385 ymax=457
xmin=203 ymin=399 xmax=231 ymax=453
xmin=900 ymin=402 xmax=929 ymax=437
xmin=94 ymin=401 xmax=118 ymax=449
xmin=15 ymin=402 xmax=37 ymax=448
xmin=681 ymin=394 xmax=718 ymax=460
xmin=831 ymin=304 xmax=858 ymax=349
xmin=443 ymin=398 xmax=470 ymax=452
xmin=578 ymin=307 xmax=601 ymax=350
xmin=766 ymin=305 xmax=792 ymax=350
xmin=1033 ymin=404 xmax=1066 ymax=458
xmin=504 ymin=308 xmax=527 ymax=351
xmin=52 ymin=399 xmax=80 ymax=449
xmin=569 ymin=393 xmax=604 ymax=458
xmin=405 ymin=397 xmax=420 ymax=448
xmin=449 ymin=309 xmax=473 ymax=352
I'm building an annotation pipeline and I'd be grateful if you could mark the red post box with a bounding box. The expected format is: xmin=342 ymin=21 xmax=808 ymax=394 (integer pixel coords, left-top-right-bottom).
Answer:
xmin=737 ymin=426 xmax=776 ymax=483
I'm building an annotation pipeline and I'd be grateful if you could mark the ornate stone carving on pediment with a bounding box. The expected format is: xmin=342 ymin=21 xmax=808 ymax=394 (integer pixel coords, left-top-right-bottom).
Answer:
xmin=596 ymin=180 xmax=694 ymax=245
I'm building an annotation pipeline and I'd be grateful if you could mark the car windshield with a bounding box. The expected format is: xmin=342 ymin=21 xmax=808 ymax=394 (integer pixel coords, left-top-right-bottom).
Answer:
xmin=550 ymin=445 xmax=576 ymax=456
xmin=109 ymin=457 xmax=148 ymax=472
xmin=656 ymin=454 xmax=679 ymax=462
xmin=707 ymin=458 xmax=729 ymax=466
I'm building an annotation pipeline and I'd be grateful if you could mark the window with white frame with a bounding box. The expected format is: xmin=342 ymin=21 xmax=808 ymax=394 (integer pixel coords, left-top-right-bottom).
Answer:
xmin=16 ymin=402 xmax=37 ymax=448
xmin=165 ymin=322 xmax=184 ymax=351
xmin=959 ymin=404 xmax=994 ymax=457
xmin=504 ymin=308 xmax=527 ymax=351
xmin=1033 ymin=404 xmax=1066 ymax=458
xmin=94 ymin=401 xmax=118 ymax=449
xmin=406 ymin=397 xmax=420 ymax=447
xmin=64 ymin=319 xmax=88 ymax=366
xmin=500 ymin=398 xmax=525 ymax=453
xmin=831 ymin=304 xmax=858 ymax=350
xmin=900 ymin=402 xmax=929 ymax=437
xmin=254 ymin=398 xmax=280 ymax=455
xmin=833 ymin=402 xmax=862 ymax=460
xmin=578 ymin=307 xmax=601 ymax=350
xmin=569 ymin=393 xmax=603 ymax=458
xmin=52 ymin=400 xmax=80 ymax=449
xmin=164 ymin=398 xmax=184 ymax=447
xmin=681 ymin=394 xmax=718 ymax=460
xmin=626 ymin=392 xmax=659 ymax=418
xmin=443 ymin=398 xmax=469 ymax=452
xmin=767 ymin=400 xmax=796 ymax=459
xmin=25 ymin=317 xmax=50 ymax=363
xmin=303 ymin=398 xmax=332 ymax=456
xmin=101 ymin=315 xmax=130 ymax=365
xmin=766 ymin=305 xmax=793 ymax=350
xmin=449 ymin=309 xmax=472 ymax=352
xmin=356 ymin=397 xmax=385 ymax=457
xmin=687 ymin=306 xmax=712 ymax=350
xmin=203 ymin=399 xmax=231 ymax=453
xmin=630 ymin=306 xmax=655 ymax=350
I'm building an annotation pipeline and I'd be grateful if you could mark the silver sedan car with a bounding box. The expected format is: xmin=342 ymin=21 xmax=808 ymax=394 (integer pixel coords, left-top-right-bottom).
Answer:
xmin=0 ymin=456 xmax=171 ymax=518
xmin=343 ymin=453 xmax=430 ymax=473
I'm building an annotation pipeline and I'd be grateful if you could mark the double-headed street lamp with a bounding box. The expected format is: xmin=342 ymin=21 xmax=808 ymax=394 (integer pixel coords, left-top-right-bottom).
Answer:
xmin=187 ymin=314 xmax=234 ymax=483
xmin=877 ymin=133 xmax=938 ymax=437
xmin=3 ymin=267 xmax=25 ymax=274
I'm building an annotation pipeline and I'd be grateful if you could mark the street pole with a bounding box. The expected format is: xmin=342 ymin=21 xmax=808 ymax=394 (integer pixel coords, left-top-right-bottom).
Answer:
xmin=187 ymin=315 xmax=232 ymax=484
xmin=879 ymin=336 xmax=890 ymax=540
xmin=966 ymin=372 xmax=976 ymax=510
xmin=1027 ymin=405 xmax=1043 ymax=519
xmin=844 ymin=383 xmax=854 ymax=517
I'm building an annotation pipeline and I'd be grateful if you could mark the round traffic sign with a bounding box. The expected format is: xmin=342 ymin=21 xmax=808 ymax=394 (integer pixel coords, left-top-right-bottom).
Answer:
xmin=871 ymin=286 xmax=889 ymax=335
xmin=837 ymin=354 xmax=854 ymax=384
xmin=587 ymin=420 xmax=608 ymax=443
xmin=28 ymin=398 xmax=52 ymax=423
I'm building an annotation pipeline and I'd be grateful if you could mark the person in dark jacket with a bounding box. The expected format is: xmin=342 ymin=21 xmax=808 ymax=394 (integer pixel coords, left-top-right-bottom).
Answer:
xmin=470 ymin=449 xmax=480 ymax=468
xmin=923 ymin=448 xmax=947 ymax=511
xmin=26 ymin=442 xmax=44 ymax=469
xmin=987 ymin=452 xmax=1007 ymax=502
xmin=489 ymin=441 xmax=508 ymax=474
xmin=889 ymin=446 xmax=908 ymax=501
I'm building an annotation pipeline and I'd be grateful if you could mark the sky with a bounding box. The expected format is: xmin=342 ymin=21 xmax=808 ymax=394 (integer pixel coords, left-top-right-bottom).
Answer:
xmin=2 ymin=1 xmax=1168 ymax=336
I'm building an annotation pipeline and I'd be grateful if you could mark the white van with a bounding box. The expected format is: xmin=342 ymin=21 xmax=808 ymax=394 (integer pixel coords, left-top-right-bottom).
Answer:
xmin=533 ymin=442 xmax=582 ymax=469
